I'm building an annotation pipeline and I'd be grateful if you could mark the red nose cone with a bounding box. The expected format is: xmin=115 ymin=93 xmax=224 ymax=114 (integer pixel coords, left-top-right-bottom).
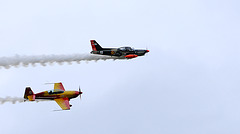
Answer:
xmin=146 ymin=50 xmax=150 ymax=53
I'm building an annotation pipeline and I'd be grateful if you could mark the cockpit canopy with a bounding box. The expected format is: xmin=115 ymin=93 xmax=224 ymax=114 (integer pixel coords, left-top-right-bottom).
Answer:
xmin=48 ymin=89 xmax=64 ymax=94
xmin=118 ymin=47 xmax=134 ymax=51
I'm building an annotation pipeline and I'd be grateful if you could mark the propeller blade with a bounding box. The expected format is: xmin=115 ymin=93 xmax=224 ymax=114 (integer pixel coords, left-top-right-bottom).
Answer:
xmin=79 ymin=86 xmax=81 ymax=93
xmin=79 ymin=86 xmax=82 ymax=100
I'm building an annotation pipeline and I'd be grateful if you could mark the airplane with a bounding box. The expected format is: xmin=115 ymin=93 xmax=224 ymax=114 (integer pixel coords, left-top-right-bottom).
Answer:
xmin=23 ymin=82 xmax=82 ymax=110
xmin=90 ymin=40 xmax=149 ymax=59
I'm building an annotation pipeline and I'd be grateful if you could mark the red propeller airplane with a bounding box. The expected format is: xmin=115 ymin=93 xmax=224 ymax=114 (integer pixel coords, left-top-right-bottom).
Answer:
xmin=24 ymin=82 xmax=82 ymax=110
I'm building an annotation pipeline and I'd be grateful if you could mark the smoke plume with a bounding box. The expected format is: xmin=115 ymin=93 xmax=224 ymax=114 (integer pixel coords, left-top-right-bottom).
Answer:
xmin=0 ymin=97 xmax=49 ymax=104
xmin=0 ymin=53 xmax=124 ymax=69
xmin=0 ymin=97 xmax=24 ymax=104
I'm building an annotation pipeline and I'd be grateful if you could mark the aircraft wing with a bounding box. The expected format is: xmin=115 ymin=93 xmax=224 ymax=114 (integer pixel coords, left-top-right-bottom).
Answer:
xmin=54 ymin=98 xmax=70 ymax=110
xmin=54 ymin=82 xmax=65 ymax=91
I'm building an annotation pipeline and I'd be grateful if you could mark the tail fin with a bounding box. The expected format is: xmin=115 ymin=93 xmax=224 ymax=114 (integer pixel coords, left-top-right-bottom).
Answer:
xmin=24 ymin=87 xmax=35 ymax=101
xmin=90 ymin=40 xmax=103 ymax=51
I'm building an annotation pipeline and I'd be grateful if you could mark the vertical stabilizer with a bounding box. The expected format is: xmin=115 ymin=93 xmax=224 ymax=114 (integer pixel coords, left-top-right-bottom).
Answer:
xmin=90 ymin=40 xmax=103 ymax=51
xmin=24 ymin=87 xmax=35 ymax=101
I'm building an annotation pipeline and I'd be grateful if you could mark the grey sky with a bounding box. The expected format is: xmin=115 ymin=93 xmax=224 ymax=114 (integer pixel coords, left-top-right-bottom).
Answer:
xmin=0 ymin=0 xmax=239 ymax=134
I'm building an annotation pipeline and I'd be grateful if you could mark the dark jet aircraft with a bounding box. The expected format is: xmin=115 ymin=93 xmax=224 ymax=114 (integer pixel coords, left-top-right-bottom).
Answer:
xmin=90 ymin=40 xmax=149 ymax=59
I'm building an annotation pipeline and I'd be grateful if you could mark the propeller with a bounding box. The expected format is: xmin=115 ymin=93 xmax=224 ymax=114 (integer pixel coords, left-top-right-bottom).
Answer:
xmin=79 ymin=86 xmax=83 ymax=100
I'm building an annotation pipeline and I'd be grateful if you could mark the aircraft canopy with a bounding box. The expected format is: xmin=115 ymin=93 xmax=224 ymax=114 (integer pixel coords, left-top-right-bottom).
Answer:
xmin=48 ymin=89 xmax=64 ymax=94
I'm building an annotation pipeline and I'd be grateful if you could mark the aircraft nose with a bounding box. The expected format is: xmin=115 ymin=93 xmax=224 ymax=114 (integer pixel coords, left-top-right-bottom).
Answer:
xmin=146 ymin=50 xmax=150 ymax=53
xmin=75 ymin=91 xmax=80 ymax=95
xmin=77 ymin=90 xmax=83 ymax=100
xmin=76 ymin=91 xmax=83 ymax=96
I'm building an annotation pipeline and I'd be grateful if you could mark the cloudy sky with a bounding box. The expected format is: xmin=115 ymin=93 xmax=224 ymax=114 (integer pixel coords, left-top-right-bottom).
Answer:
xmin=0 ymin=0 xmax=239 ymax=134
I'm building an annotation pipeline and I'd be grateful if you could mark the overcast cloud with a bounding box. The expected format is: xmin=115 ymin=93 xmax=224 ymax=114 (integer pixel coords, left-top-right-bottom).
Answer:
xmin=0 ymin=0 xmax=239 ymax=134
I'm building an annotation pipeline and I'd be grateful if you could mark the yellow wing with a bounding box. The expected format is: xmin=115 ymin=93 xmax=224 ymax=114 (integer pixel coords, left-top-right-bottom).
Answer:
xmin=54 ymin=98 xmax=70 ymax=110
xmin=54 ymin=82 xmax=65 ymax=91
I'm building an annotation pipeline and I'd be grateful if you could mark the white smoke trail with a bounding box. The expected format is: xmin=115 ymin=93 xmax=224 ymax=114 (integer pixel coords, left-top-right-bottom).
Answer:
xmin=0 ymin=97 xmax=24 ymax=104
xmin=0 ymin=53 xmax=125 ymax=69
xmin=0 ymin=97 xmax=49 ymax=104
